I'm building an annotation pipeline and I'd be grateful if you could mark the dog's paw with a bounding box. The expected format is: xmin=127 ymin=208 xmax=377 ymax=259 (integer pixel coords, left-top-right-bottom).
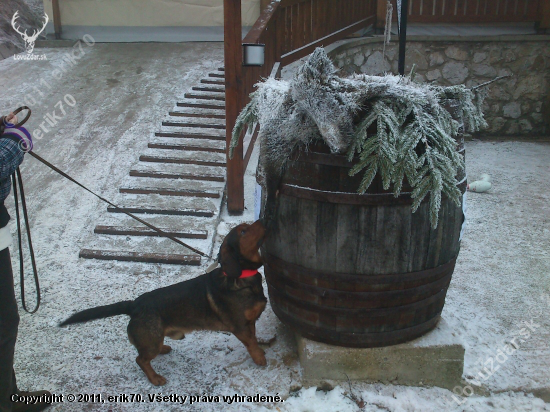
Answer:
xmin=252 ymin=349 xmax=267 ymax=366
xmin=150 ymin=374 xmax=167 ymax=386
xmin=160 ymin=345 xmax=172 ymax=355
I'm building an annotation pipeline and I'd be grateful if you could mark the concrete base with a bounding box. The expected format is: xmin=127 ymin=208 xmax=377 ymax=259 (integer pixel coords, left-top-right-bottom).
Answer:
xmin=296 ymin=318 xmax=465 ymax=390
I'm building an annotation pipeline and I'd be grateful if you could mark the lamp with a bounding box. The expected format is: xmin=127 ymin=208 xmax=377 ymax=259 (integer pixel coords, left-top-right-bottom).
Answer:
xmin=242 ymin=43 xmax=265 ymax=66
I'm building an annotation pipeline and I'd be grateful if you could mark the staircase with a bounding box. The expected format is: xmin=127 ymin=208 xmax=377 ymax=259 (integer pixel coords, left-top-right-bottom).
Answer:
xmin=79 ymin=67 xmax=227 ymax=266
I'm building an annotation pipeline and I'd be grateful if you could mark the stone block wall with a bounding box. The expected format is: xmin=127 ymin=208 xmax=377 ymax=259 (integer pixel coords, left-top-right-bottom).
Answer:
xmin=329 ymin=36 xmax=550 ymax=137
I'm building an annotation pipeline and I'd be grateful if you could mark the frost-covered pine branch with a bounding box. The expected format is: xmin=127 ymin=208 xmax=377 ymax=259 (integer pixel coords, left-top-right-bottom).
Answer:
xmin=232 ymin=48 xmax=487 ymax=228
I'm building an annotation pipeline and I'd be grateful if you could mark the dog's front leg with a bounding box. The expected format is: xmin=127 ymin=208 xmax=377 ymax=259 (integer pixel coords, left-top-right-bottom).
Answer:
xmin=233 ymin=327 xmax=266 ymax=366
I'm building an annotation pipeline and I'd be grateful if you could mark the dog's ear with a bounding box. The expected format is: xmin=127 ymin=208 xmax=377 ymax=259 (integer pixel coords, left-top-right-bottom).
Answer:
xmin=220 ymin=230 xmax=242 ymax=279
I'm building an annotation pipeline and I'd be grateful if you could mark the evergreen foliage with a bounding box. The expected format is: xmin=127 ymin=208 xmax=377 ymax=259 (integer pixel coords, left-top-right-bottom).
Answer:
xmin=231 ymin=48 xmax=487 ymax=228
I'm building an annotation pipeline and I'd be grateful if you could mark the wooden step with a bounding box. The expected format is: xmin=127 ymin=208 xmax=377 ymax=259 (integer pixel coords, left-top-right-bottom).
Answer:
xmin=148 ymin=142 xmax=225 ymax=153
xmin=107 ymin=206 xmax=215 ymax=217
xmin=155 ymin=131 xmax=224 ymax=140
xmin=184 ymin=93 xmax=225 ymax=101
xmin=217 ymin=67 xmax=224 ymax=71
xmin=192 ymin=86 xmax=225 ymax=93
xmin=208 ymin=73 xmax=225 ymax=78
xmin=177 ymin=102 xmax=225 ymax=110
xmin=130 ymin=169 xmax=225 ymax=182
xmin=162 ymin=121 xmax=225 ymax=130
xmin=119 ymin=187 xmax=221 ymax=198
xmin=168 ymin=112 xmax=225 ymax=120
xmin=201 ymin=79 xmax=225 ymax=86
xmin=79 ymin=249 xmax=201 ymax=265
xmin=94 ymin=225 xmax=208 ymax=239
xmin=140 ymin=155 xmax=226 ymax=167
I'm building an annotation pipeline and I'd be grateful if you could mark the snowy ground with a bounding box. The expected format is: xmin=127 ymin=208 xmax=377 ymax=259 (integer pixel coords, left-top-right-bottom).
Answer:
xmin=0 ymin=44 xmax=549 ymax=411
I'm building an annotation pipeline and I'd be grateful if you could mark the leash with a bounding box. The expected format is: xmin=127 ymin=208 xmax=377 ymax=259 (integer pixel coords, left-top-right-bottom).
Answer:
xmin=11 ymin=168 xmax=40 ymax=313
xmin=27 ymin=151 xmax=210 ymax=258
xmin=2 ymin=107 xmax=39 ymax=313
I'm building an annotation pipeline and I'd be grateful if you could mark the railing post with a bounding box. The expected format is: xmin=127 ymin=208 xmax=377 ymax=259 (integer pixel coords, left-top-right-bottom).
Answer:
xmin=224 ymin=0 xmax=245 ymax=214
xmin=539 ymin=0 xmax=550 ymax=32
xmin=375 ymin=0 xmax=388 ymax=33
xmin=52 ymin=0 xmax=62 ymax=39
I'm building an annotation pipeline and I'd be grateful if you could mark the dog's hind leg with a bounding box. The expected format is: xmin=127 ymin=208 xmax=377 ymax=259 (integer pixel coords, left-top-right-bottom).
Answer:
xmin=127 ymin=315 xmax=167 ymax=386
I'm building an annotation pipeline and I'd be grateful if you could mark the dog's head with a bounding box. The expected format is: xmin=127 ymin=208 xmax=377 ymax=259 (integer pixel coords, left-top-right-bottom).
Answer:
xmin=219 ymin=220 xmax=266 ymax=279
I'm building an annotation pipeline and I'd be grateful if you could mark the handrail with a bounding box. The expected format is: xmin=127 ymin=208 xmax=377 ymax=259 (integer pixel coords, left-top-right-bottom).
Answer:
xmin=243 ymin=1 xmax=283 ymax=44
xmin=384 ymin=0 xmax=544 ymax=24
xmin=225 ymin=0 xmax=378 ymax=213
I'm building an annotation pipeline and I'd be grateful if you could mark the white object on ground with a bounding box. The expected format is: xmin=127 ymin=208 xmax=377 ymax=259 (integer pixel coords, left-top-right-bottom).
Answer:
xmin=468 ymin=173 xmax=492 ymax=192
xmin=0 ymin=224 xmax=12 ymax=251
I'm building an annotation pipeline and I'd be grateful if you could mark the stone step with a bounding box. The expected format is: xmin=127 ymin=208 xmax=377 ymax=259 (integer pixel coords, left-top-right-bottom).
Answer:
xmin=94 ymin=225 xmax=208 ymax=239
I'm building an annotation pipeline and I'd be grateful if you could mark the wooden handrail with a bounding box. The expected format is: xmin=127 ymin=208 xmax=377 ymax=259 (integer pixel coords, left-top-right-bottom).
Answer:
xmin=243 ymin=0 xmax=283 ymax=44
xmin=225 ymin=0 xmax=378 ymax=214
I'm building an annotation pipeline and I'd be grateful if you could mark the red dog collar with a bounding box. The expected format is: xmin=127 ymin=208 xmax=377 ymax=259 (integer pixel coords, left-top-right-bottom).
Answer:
xmin=223 ymin=269 xmax=259 ymax=279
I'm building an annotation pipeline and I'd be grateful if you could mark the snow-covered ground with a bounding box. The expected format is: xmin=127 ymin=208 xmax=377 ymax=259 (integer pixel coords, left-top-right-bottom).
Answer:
xmin=0 ymin=44 xmax=548 ymax=411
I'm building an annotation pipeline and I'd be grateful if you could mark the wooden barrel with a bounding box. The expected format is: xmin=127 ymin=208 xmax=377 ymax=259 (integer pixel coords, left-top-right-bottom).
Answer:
xmin=262 ymin=104 xmax=466 ymax=347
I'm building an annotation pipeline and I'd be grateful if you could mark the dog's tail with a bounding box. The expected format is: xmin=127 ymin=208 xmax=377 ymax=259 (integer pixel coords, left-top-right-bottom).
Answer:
xmin=59 ymin=301 xmax=134 ymax=327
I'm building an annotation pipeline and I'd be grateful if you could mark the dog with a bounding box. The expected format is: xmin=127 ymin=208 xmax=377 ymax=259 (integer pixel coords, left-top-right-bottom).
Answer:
xmin=60 ymin=220 xmax=267 ymax=386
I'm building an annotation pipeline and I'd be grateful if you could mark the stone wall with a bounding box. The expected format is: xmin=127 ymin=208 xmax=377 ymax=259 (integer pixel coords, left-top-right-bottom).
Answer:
xmin=329 ymin=36 xmax=550 ymax=137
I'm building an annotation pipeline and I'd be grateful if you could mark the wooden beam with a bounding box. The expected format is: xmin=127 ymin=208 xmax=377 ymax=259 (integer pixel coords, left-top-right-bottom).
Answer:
xmin=129 ymin=170 xmax=225 ymax=182
xmin=139 ymin=155 xmax=226 ymax=167
xmin=94 ymin=225 xmax=208 ymax=239
xmin=106 ymin=206 xmax=214 ymax=217
xmin=155 ymin=131 xmax=225 ymax=140
xmin=52 ymin=0 xmax=62 ymax=39
xmin=148 ymin=142 xmax=225 ymax=153
xmin=79 ymin=249 xmax=201 ymax=265
xmin=119 ymin=187 xmax=221 ymax=198
xmin=224 ymin=0 xmax=245 ymax=214
xmin=376 ymin=0 xmax=388 ymax=31
xmin=540 ymin=0 xmax=550 ymax=30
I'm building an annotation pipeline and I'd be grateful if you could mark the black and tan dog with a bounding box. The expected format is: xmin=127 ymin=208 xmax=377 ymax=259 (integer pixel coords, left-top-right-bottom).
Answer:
xmin=60 ymin=220 xmax=267 ymax=386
